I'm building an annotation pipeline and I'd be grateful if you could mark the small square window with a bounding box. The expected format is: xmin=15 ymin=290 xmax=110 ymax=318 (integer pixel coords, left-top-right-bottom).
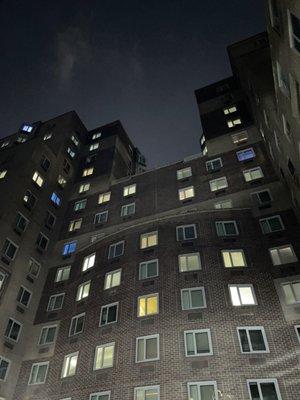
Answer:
xmin=177 ymin=167 xmax=192 ymax=180
xmin=123 ymin=184 xmax=136 ymax=196
xmin=38 ymin=325 xmax=57 ymax=346
xmin=51 ymin=192 xmax=61 ymax=207
xmin=28 ymin=362 xmax=49 ymax=385
xmin=215 ymin=221 xmax=238 ymax=236
xmin=98 ymin=192 xmax=111 ymax=204
xmin=4 ymin=318 xmax=22 ymax=342
xmin=76 ymin=281 xmax=91 ymax=301
xmin=2 ymin=239 xmax=18 ymax=261
xmin=140 ymin=231 xmax=158 ymax=249
xmin=176 ymin=224 xmax=197 ymax=241
xmin=251 ymin=189 xmax=272 ymax=206
xmin=209 ymin=177 xmax=228 ymax=192
xmin=45 ymin=211 xmax=56 ymax=229
xmin=28 ymin=258 xmax=40 ymax=279
xmin=181 ymin=287 xmax=206 ymax=310
xmin=236 ymin=148 xmax=255 ymax=162
xmin=69 ymin=313 xmax=85 ymax=336
xmin=138 ymin=293 xmax=159 ymax=317
xmin=229 ymin=284 xmax=257 ymax=306
xmin=89 ymin=142 xmax=99 ymax=151
xmin=40 ymin=155 xmax=51 ymax=171
xmin=247 ymin=379 xmax=282 ymax=400
xmin=184 ymin=329 xmax=213 ymax=356
xmin=17 ymin=286 xmax=32 ymax=307
xmin=23 ymin=190 xmax=37 ymax=209
xmin=92 ymin=132 xmax=102 ymax=140
xmin=32 ymin=171 xmax=44 ymax=187
xmin=188 ymin=381 xmax=218 ymax=400
xmin=269 ymin=244 xmax=298 ymax=265
xmin=36 ymin=232 xmax=49 ymax=251
xmin=68 ymin=218 xmax=82 ymax=232
xmin=100 ymin=302 xmax=118 ymax=326
xmin=178 ymin=186 xmax=195 ymax=201
xmin=224 ymin=106 xmax=237 ymax=114
xmin=61 ymin=352 xmax=78 ymax=378
xmin=82 ymin=167 xmax=94 ymax=177
xmin=206 ymin=158 xmax=222 ymax=172
xmin=55 ymin=266 xmax=71 ymax=282
xmin=121 ymin=202 xmax=135 ymax=217
xmin=178 ymin=253 xmax=201 ymax=272
xmin=260 ymin=215 xmax=284 ymax=234
xmin=74 ymin=199 xmax=86 ymax=211
xmin=15 ymin=212 xmax=29 ymax=233
xmin=243 ymin=167 xmax=264 ymax=182
xmin=47 ymin=293 xmax=65 ymax=311
xmin=136 ymin=334 xmax=159 ymax=363
xmin=227 ymin=118 xmax=242 ymax=128
xmin=94 ymin=211 xmax=108 ymax=224
xmin=79 ymin=183 xmax=90 ymax=193
xmin=62 ymin=241 xmax=77 ymax=256
xmin=139 ymin=259 xmax=159 ymax=280
xmin=222 ymin=249 xmax=247 ymax=268
xmin=237 ymin=326 xmax=269 ymax=353
xmin=281 ymin=281 xmax=300 ymax=304
xmin=94 ymin=343 xmax=115 ymax=370
xmin=108 ymin=241 xmax=124 ymax=259
xmin=82 ymin=253 xmax=96 ymax=272
xmin=67 ymin=147 xmax=76 ymax=159
xmin=104 ymin=269 xmax=121 ymax=289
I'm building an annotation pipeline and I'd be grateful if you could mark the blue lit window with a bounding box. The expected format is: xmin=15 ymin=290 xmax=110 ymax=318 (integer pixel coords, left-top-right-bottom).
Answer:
xmin=51 ymin=192 xmax=61 ymax=207
xmin=236 ymin=148 xmax=255 ymax=162
xmin=62 ymin=241 xmax=77 ymax=256
xmin=22 ymin=124 xmax=33 ymax=133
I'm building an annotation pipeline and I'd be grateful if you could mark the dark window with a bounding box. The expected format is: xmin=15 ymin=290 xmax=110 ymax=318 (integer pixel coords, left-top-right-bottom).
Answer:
xmin=36 ymin=233 xmax=49 ymax=251
xmin=15 ymin=213 xmax=28 ymax=232
xmin=288 ymin=159 xmax=295 ymax=176
xmin=23 ymin=190 xmax=37 ymax=209
xmin=63 ymin=159 xmax=71 ymax=175
xmin=2 ymin=239 xmax=18 ymax=260
xmin=40 ymin=155 xmax=51 ymax=171
xmin=45 ymin=211 xmax=56 ymax=228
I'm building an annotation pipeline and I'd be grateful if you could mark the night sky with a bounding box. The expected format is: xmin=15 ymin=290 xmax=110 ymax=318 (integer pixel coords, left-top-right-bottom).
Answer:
xmin=0 ymin=0 xmax=265 ymax=167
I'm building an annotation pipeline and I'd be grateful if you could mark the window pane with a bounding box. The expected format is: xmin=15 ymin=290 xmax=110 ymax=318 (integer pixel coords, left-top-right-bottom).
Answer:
xmin=182 ymin=290 xmax=190 ymax=309
xmin=137 ymin=339 xmax=144 ymax=362
xmin=191 ymin=290 xmax=204 ymax=308
xmin=239 ymin=329 xmax=250 ymax=352
xmin=200 ymin=385 xmax=215 ymax=400
xmin=260 ymin=382 xmax=279 ymax=399
xmin=249 ymin=383 xmax=260 ymax=400
xmin=293 ymin=282 xmax=300 ymax=302
xmin=231 ymin=251 xmax=245 ymax=267
xmin=249 ymin=330 xmax=266 ymax=351
xmin=103 ymin=345 xmax=114 ymax=367
xmin=146 ymin=338 xmax=157 ymax=359
xmin=282 ymin=284 xmax=295 ymax=304
xmin=280 ymin=247 xmax=296 ymax=264
xmin=186 ymin=333 xmax=194 ymax=355
xmin=107 ymin=305 xmax=117 ymax=323
xmin=239 ymin=287 xmax=255 ymax=305
xmin=189 ymin=385 xmax=199 ymax=400
xmin=185 ymin=226 xmax=195 ymax=239
xmin=195 ymin=332 xmax=209 ymax=354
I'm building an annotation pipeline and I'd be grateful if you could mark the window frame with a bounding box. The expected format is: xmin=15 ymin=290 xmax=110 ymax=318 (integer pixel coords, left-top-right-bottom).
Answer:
xmin=61 ymin=352 xmax=79 ymax=378
xmin=82 ymin=167 xmax=94 ymax=177
xmin=123 ymin=183 xmax=137 ymax=197
xmin=134 ymin=386 xmax=160 ymax=400
xmin=184 ymin=329 xmax=213 ymax=357
xmin=269 ymin=244 xmax=298 ymax=266
xmin=38 ymin=325 xmax=58 ymax=346
xmin=137 ymin=293 xmax=159 ymax=317
xmin=98 ymin=192 xmax=111 ymax=204
xmin=93 ymin=342 xmax=115 ymax=370
xmin=140 ymin=231 xmax=158 ymax=249
xmin=28 ymin=361 xmax=49 ymax=385
xmin=2 ymin=238 xmax=18 ymax=261
xmin=178 ymin=252 xmax=201 ymax=272
xmin=247 ymin=378 xmax=282 ymax=400
xmin=74 ymin=199 xmax=87 ymax=212
xmin=206 ymin=157 xmax=223 ymax=172
xmin=69 ymin=312 xmax=85 ymax=336
xmin=47 ymin=293 xmax=65 ymax=311
xmin=4 ymin=318 xmax=22 ymax=342
xmin=237 ymin=326 xmax=269 ymax=354
xmin=181 ymin=287 xmax=206 ymax=310
xmin=259 ymin=215 xmax=284 ymax=234
xmin=135 ymin=334 xmax=160 ymax=363
xmin=17 ymin=285 xmax=32 ymax=308
xmin=236 ymin=147 xmax=255 ymax=162
xmin=187 ymin=381 xmax=218 ymax=400
xmin=89 ymin=391 xmax=111 ymax=400
xmin=288 ymin=10 xmax=300 ymax=55
xmin=79 ymin=183 xmax=90 ymax=193
xmin=55 ymin=265 xmax=71 ymax=282
xmin=62 ymin=241 xmax=77 ymax=256
xmin=243 ymin=166 xmax=264 ymax=182
xmin=120 ymin=202 xmax=135 ymax=217
xmin=209 ymin=176 xmax=228 ymax=192
xmin=177 ymin=166 xmax=192 ymax=180
xmin=82 ymin=253 xmax=96 ymax=272
xmin=36 ymin=232 xmax=49 ymax=251
xmin=294 ymin=325 xmax=300 ymax=343
xmin=228 ymin=284 xmax=257 ymax=307
xmin=108 ymin=241 xmax=124 ymax=259
xmin=251 ymin=189 xmax=273 ymax=205
xmin=0 ymin=355 xmax=11 ymax=382
xmin=32 ymin=171 xmax=44 ymax=188
xmin=215 ymin=220 xmax=239 ymax=236
xmin=139 ymin=259 xmax=159 ymax=280
xmin=178 ymin=186 xmax=195 ymax=201
xmin=76 ymin=281 xmax=91 ymax=301
xmin=15 ymin=212 xmax=29 ymax=232
xmin=94 ymin=211 xmax=108 ymax=224
xmin=176 ymin=224 xmax=197 ymax=241
xmin=104 ymin=269 xmax=122 ymax=290
xmin=221 ymin=249 xmax=247 ymax=268
xmin=281 ymin=281 xmax=300 ymax=305
xmin=68 ymin=218 xmax=82 ymax=232
xmin=100 ymin=302 xmax=119 ymax=326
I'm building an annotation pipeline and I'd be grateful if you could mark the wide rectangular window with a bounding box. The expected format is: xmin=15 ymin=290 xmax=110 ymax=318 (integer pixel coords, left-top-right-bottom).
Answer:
xmin=188 ymin=381 xmax=218 ymax=400
xmin=136 ymin=334 xmax=159 ymax=362
xmin=176 ymin=224 xmax=197 ymax=241
xmin=104 ymin=269 xmax=121 ymax=289
xmin=184 ymin=329 xmax=213 ymax=356
xmin=79 ymin=183 xmax=90 ymax=193
xmin=224 ymin=106 xmax=237 ymax=114
xmin=236 ymin=148 xmax=255 ymax=162
xmin=32 ymin=171 xmax=44 ymax=187
xmin=215 ymin=221 xmax=238 ymax=236
xmin=0 ymin=355 xmax=10 ymax=381
xmin=62 ymin=241 xmax=77 ymax=256
xmin=89 ymin=142 xmax=99 ymax=151
xmin=269 ymin=244 xmax=298 ymax=265
xmin=100 ymin=302 xmax=118 ymax=326
xmin=232 ymin=131 xmax=248 ymax=144
xmin=247 ymin=379 xmax=281 ymax=400
xmin=227 ymin=118 xmax=242 ymax=128
xmin=76 ymin=281 xmax=90 ymax=301
xmin=51 ymin=192 xmax=61 ymax=207
xmin=206 ymin=158 xmax=222 ymax=172
xmin=61 ymin=352 xmax=78 ymax=378
xmin=69 ymin=313 xmax=85 ymax=336
xmin=90 ymin=392 xmax=111 ymax=400
xmin=177 ymin=167 xmax=192 ymax=180
xmin=178 ymin=253 xmax=201 ymax=272
xmin=178 ymin=186 xmax=195 ymax=201
xmin=47 ymin=293 xmax=65 ymax=311
xmin=229 ymin=285 xmax=257 ymax=306
xmin=181 ymin=287 xmax=206 ymax=310
xmin=108 ymin=241 xmax=124 ymax=259
xmin=222 ymin=249 xmax=247 ymax=268
xmin=139 ymin=259 xmax=159 ymax=280
xmin=68 ymin=219 xmax=82 ymax=232
xmin=121 ymin=202 xmax=135 ymax=216
xmin=94 ymin=211 xmax=108 ymax=224
xmin=140 ymin=231 xmax=158 ymax=249
xmin=98 ymin=192 xmax=111 ymax=204
xmin=214 ymin=199 xmax=233 ymax=209
xmin=260 ymin=215 xmax=284 ymax=234
xmin=138 ymin=293 xmax=159 ymax=317
xmin=209 ymin=176 xmax=228 ymax=192
xmin=28 ymin=362 xmax=49 ymax=385
xmin=281 ymin=281 xmax=300 ymax=305
xmin=2 ymin=238 xmax=18 ymax=261
xmin=5 ymin=318 xmax=22 ymax=342
xmin=82 ymin=253 xmax=96 ymax=272
xmin=237 ymin=326 xmax=269 ymax=353
xmin=123 ymin=184 xmax=136 ymax=196
xmin=55 ymin=266 xmax=71 ymax=282
xmin=289 ymin=12 xmax=300 ymax=54
xmin=17 ymin=286 xmax=32 ymax=307
xmin=15 ymin=212 xmax=29 ymax=232
xmin=134 ymin=386 xmax=160 ymax=400
xmin=82 ymin=167 xmax=94 ymax=177
xmin=251 ymin=189 xmax=272 ymax=205
xmin=243 ymin=167 xmax=264 ymax=182
xmin=94 ymin=343 xmax=115 ymax=370
xmin=74 ymin=199 xmax=86 ymax=211
xmin=92 ymin=132 xmax=101 ymax=140
xmin=38 ymin=325 xmax=57 ymax=346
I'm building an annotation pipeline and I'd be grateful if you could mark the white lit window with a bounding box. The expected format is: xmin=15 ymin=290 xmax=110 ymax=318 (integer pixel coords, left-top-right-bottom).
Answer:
xmin=55 ymin=266 xmax=71 ymax=282
xmin=4 ymin=318 xmax=22 ymax=342
xmin=74 ymin=199 xmax=86 ymax=211
xmin=177 ymin=167 xmax=192 ymax=180
xmin=76 ymin=281 xmax=90 ymax=301
xmin=89 ymin=142 xmax=99 ymax=151
xmin=61 ymin=352 xmax=78 ymax=378
xmin=243 ymin=167 xmax=264 ymax=182
xmin=269 ymin=244 xmax=298 ymax=265
xmin=178 ymin=186 xmax=195 ymax=201
xmin=100 ymin=302 xmax=118 ymax=326
xmin=214 ymin=199 xmax=232 ymax=209
xmin=47 ymin=293 xmax=65 ymax=311
xmin=32 ymin=171 xmax=44 ymax=187
xmin=224 ymin=106 xmax=237 ymax=114
xmin=82 ymin=253 xmax=96 ymax=272
xmin=140 ymin=231 xmax=158 ymax=249
xmin=0 ymin=170 xmax=7 ymax=179
xmin=123 ymin=184 xmax=136 ymax=196
xmin=222 ymin=249 xmax=247 ymax=268
xmin=206 ymin=158 xmax=222 ymax=172
xmin=1 ymin=140 xmax=9 ymax=147
xmin=17 ymin=286 xmax=32 ymax=307
xmin=136 ymin=334 xmax=159 ymax=362
xmin=139 ymin=259 xmax=159 ymax=280
xmin=209 ymin=176 xmax=228 ymax=192
xmin=134 ymin=386 xmax=160 ymax=400
xmin=247 ymin=379 xmax=282 ymax=400
xmin=229 ymin=285 xmax=257 ymax=306
xmin=82 ymin=167 xmax=94 ymax=177
xmin=215 ymin=221 xmax=238 ymax=236
xmin=43 ymin=133 xmax=52 ymax=141
xmin=58 ymin=175 xmax=67 ymax=187
xmin=98 ymin=192 xmax=111 ymax=204
xmin=184 ymin=329 xmax=213 ymax=356
xmin=94 ymin=211 xmax=108 ymax=224
xmin=28 ymin=362 xmax=49 ymax=385
xmin=104 ymin=269 xmax=121 ymax=289
xmin=38 ymin=325 xmax=57 ymax=346
xmin=94 ymin=343 xmax=115 ymax=370
xmin=288 ymin=11 xmax=300 ymax=54
xmin=227 ymin=118 xmax=242 ymax=128
xmin=71 ymin=135 xmax=80 ymax=147
xmin=138 ymin=293 xmax=159 ymax=317
xmin=259 ymin=215 xmax=284 ymax=234
xmin=68 ymin=218 xmax=82 ymax=232
xmin=282 ymin=281 xmax=300 ymax=304
xmin=92 ymin=132 xmax=102 ymax=140
xmin=69 ymin=313 xmax=85 ymax=336
xmin=0 ymin=271 xmax=6 ymax=291
xmin=79 ymin=183 xmax=90 ymax=193
xmin=176 ymin=224 xmax=197 ymax=241
xmin=232 ymin=131 xmax=248 ymax=144
xmin=188 ymin=381 xmax=218 ymax=400
xmin=237 ymin=326 xmax=269 ymax=353
xmin=108 ymin=241 xmax=124 ymax=259
xmin=0 ymin=355 xmax=10 ymax=381
xmin=178 ymin=253 xmax=201 ymax=272
xmin=181 ymin=287 xmax=206 ymax=310
xmin=121 ymin=202 xmax=135 ymax=216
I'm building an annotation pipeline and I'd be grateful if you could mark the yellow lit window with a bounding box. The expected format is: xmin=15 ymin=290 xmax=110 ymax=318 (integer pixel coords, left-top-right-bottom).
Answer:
xmin=138 ymin=294 xmax=158 ymax=317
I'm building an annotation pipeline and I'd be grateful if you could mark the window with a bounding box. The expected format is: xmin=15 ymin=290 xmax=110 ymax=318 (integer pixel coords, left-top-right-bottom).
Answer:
xmin=15 ymin=212 xmax=29 ymax=232
xmin=40 ymin=155 xmax=51 ymax=171
xmin=28 ymin=258 xmax=40 ymax=278
xmin=17 ymin=286 xmax=32 ymax=307
xmin=28 ymin=362 xmax=49 ymax=385
xmin=134 ymin=386 xmax=160 ymax=400
xmin=237 ymin=148 xmax=255 ymax=162
xmin=222 ymin=249 xmax=247 ymax=268
xmin=36 ymin=232 xmax=49 ymax=251
xmin=4 ymin=318 xmax=22 ymax=342
xmin=178 ymin=253 xmax=201 ymax=272
xmin=92 ymin=132 xmax=101 ymax=140
xmin=45 ymin=211 xmax=56 ymax=229
xmin=206 ymin=158 xmax=222 ymax=172
xmin=214 ymin=199 xmax=232 ymax=209
xmin=90 ymin=392 xmax=111 ymax=400
xmin=227 ymin=118 xmax=242 ymax=128
xmin=294 ymin=325 xmax=300 ymax=343
xmin=61 ymin=352 xmax=78 ymax=378
xmin=215 ymin=221 xmax=238 ymax=236
xmin=43 ymin=133 xmax=52 ymax=141
xmin=121 ymin=202 xmax=135 ymax=216
xmin=69 ymin=313 xmax=85 ymax=336
xmin=184 ymin=329 xmax=213 ymax=356
xmin=71 ymin=135 xmax=80 ymax=147
xmin=38 ymin=325 xmax=57 ymax=345
xmin=229 ymin=285 xmax=257 ymax=306
xmin=68 ymin=218 xmax=82 ymax=232
xmin=247 ymin=379 xmax=281 ymax=400
xmin=209 ymin=176 xmax=228 ymax=192
xmin=140 ymin=231 xmax=158 ymax=249
xmin=108 ymin=241 xmax=124 ymax=259
xmin=63 ymin=159 xmax=71 ymax=175
xmin=260 ymin=215 xmax=284 ymax=234
xmin=89 ymin=142 xmax=99 ymax=151
xmin=74 ymin=199 xmax=86 ymax=211
xmin=104 ymin=269 xmax=121 ymax=289
xmin=269 ymin=0 xmax=281 ymax=32
xmin=177 ymin=167 xmax=192 ymax=180
xmin=136 ymin=334 xmax=159 ymax=362
xmin=269 ymin=245 xmax=298 ymax=265
xmin=47 ymin=293 xmax=65 ymax=311
xmin=181 ymin=287 xmax=206 ymax=310
xmin=94 ymin=342 xmax=115 ymax=370
xmin=23 ymin=190 xmax=37 ymax=209
xmin=0 ymin=356 xmax=10 ymax=381
xmin=139 ymin=259 xmax=159 ymax=280
xmin=2 ymin=239 xmax=18 ymax=261
xmin=94 ymin=211 xmax=108 ymax=224
xmin=79 ymin=183 xmax=90 ymax=193
xmin=251 ymin=190 xmax=272 ymax=206
xmin=32 ymin=171 xmax=44 ymax=187
xmin=21 ymin=124 xmax=33 ymax=132
xmin=123 ymin=183 xmax=136 ymax=196
xmin=281 ymin=281 xmax=300 ymax=304
xmin=62 ymin=241 xmax=77 ymax=256
xmin=0 ymin=170 xmax=7 ymax=179
xmin=178 ymin=186 xmax=195 ymax=201
xmin=176 ymin=224 xmax=197 ymax=241
xmin=232 ymin=131 xmax=248 ymax=144
xmin=243 ymin=167 xmax=264 ymax=182
xmin=288 ymin=12 xmax=300 ymax=54
xmin=187 ymin=381 xmax=218 ymax=400
xmin=55 ymin=266 xmax=71 ymax=282
xmin=276 ymin=61 xmax=290 ymax=97
xmin=98 ymin=192 xmax=111 ymax=204
xmin=67 ymin=147 xmax=76 ymax=159
xmin=82 ymin=167 xmax=94 ymax=177
xmin=224 ymin=106 xmax=237 ymax=114
xmin=138 ymin=293 xmax=159 ymax=317
xmin=51 ymin=192 xmax=61 ymax=207
xmin=82 ymin=253 xmax=96 ymax=272
xmin=0 ymin=271 xmax=6 ymax=291
xmin=282 ymin=114 xmax=291 ymax=139
xmin=57 ymin=175 xmax=67 ymax=188
xmin=237 ymin=327 xmax=269 ymax=353
xmin=100 ymin=303 xmax=118 ymax=326
xmin=1 ymin=140 xmax=9 ymax=148
xmin=76 ymin=281 xmax=91 ymax=301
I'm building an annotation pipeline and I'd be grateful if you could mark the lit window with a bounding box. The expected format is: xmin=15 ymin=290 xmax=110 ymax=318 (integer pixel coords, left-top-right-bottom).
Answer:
xmin=214 ymin=199 xmax=232 ymax=209
xmin=184 ymin=329 xmax=213 ymax=356
xmin=215 ymin=221 xmax=238 ymax=236
xmin=269 ymin=244 xmax=298 ymax=265
xmin=76 ymin=281 xmax=91 ymax=301
xmin=229 ymin=284 xmax=257 ymax=306
xmin=94 ymin=343 xmax=115 ymax=370
xmin=82 ymin=167 xmax=94 ymax=177
xmin=0 ymin=356 xmax=11 ymax=381
xmin=243 ymin=167 xmax=264 ymax=182
xmin=4 ymin=318 xmax=22 ymax=342
xmin=188 ymin=382 xmax=218 ymax=400
xmin=237 ymin=148 xmax=255 ymax=162
xmin=36 ymin=232 xmax=49 ymax=251
xmin=176 ymin=224 xmax=197 ymax=241
xmin=260 ymin=215 xmax=284 ymax=234
xmin=140 ymin=231 xmax=158 ymax=249
xmin=282 ymin=281 xmax=300 ymax=304
xmin=108 ymin=241 xmax=124 ymax=259
xmin=23 ymin=190 xmax=37 ymax=209
xmin=227 ymin=118 xmax=242 ymax=128
xmin=98 ymin=192 xmax=111 ymax=204
xmin=61 ymin=352 xmax=78 ymax=378
xmin=90 ymin=392 xmax=111 ymax=400
xmin=55 ymin=266 xmax=71 ymax=282
xmin=179 ymin=253 xmax=201 ymax=272
xmin=62 ymin=241 xmax=77 ymax=256
xmin=69 ymin=313 xmax=85 ymax=336
xmin=15 ymin=212 xmax=29 ymax=233
xmin=68 ymin=218 xmax=82 ymax=232
xmin=92 ymin=132 xmax=101 ymax=140
xmin=28 ymin=362 xmax=49 ymax=385
xmin=123 ymin=183 xmax=136 ymax=196
xmin=209 ymin=176 xmax=228 ymax=192
xmin=251 ymin=190 xmax=272 ymax=206
xmin=28 ymin=258 xmax=40 ymax=279
xmin=89 ymin=142 xmax=99 ymax=151
xmin=138 ymin=293 xmax=159 ymax=317
xmin=43 ymin=133 xmax=52 ymax=141
xmin=200 ymin=135 xmax=205 ymax=146
xmin=178 ymin=186 xmax=195 ymax=201
xmin=74 ymin=199 xmax=86 ymax=211
xmin=104 ymin=269 xmax=121 ymax=289
xmin=232 ymin=131 xmax=248 ymax=144
xmin=247 ymin=379 xmax=281 ymax=400
xmin=50 ymin=192 xmax=61 ymax=207
xmin=121 ymin=202 xmax=135 ymax=216
xmin=136 ymin=334 xmax=159 ymax=362
xmin=71 ymin=135 xmax=80 ymax=147
xmin=32 ymin=171 xmax=44 ymax=187
xmin=206 ymin=158 xmax=222 ymax=172
xmin=0 ymin=170 xmax=7 ymax=179
xmin=177 ymin=167 xmax=192 ymax=180
xmin=100 ymin=302 xmax=118 ymax=326
xmin=223 ymin=106 xmax=237 ymax=114
xmin=47 ymin=293 xmax=65 ymax=311
xmin=237 ymin=326 xmax=269 ymax=353
xmin=17 ymin=286 xmax=32 ymax=307
xmin=38 ymin=325 xmax=57 ymax=346
xmin=57 ymin=175 xmax=67 ymax=187
xmin=67 ymin=147 xmax=76 ymax=159
xmin=2 ymin=238 xmax=18 ymax=261
xmin=202 ymin=146 xmax=207 ymax=155
xmin=1 ymin=140 xmax=9 ymax=148
xmin=139 ymin=259 xmax=159 ymax=280
xmin=134 ymin=386 xmax=160 ymax=400
xmin=181 ymin=287 xmax=206 ymax=310
xmin=82 ymin=253 xmax=96 ymax=272
xmin=289 ymin=11 xmax=300 ymax=54
xmin=94 ymin=211 xmax=108 ymax=224
xmin=222 ymin=249 xmax=247 ymax=268
xmin=79 ymin=183 xmax=90 ymax=193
